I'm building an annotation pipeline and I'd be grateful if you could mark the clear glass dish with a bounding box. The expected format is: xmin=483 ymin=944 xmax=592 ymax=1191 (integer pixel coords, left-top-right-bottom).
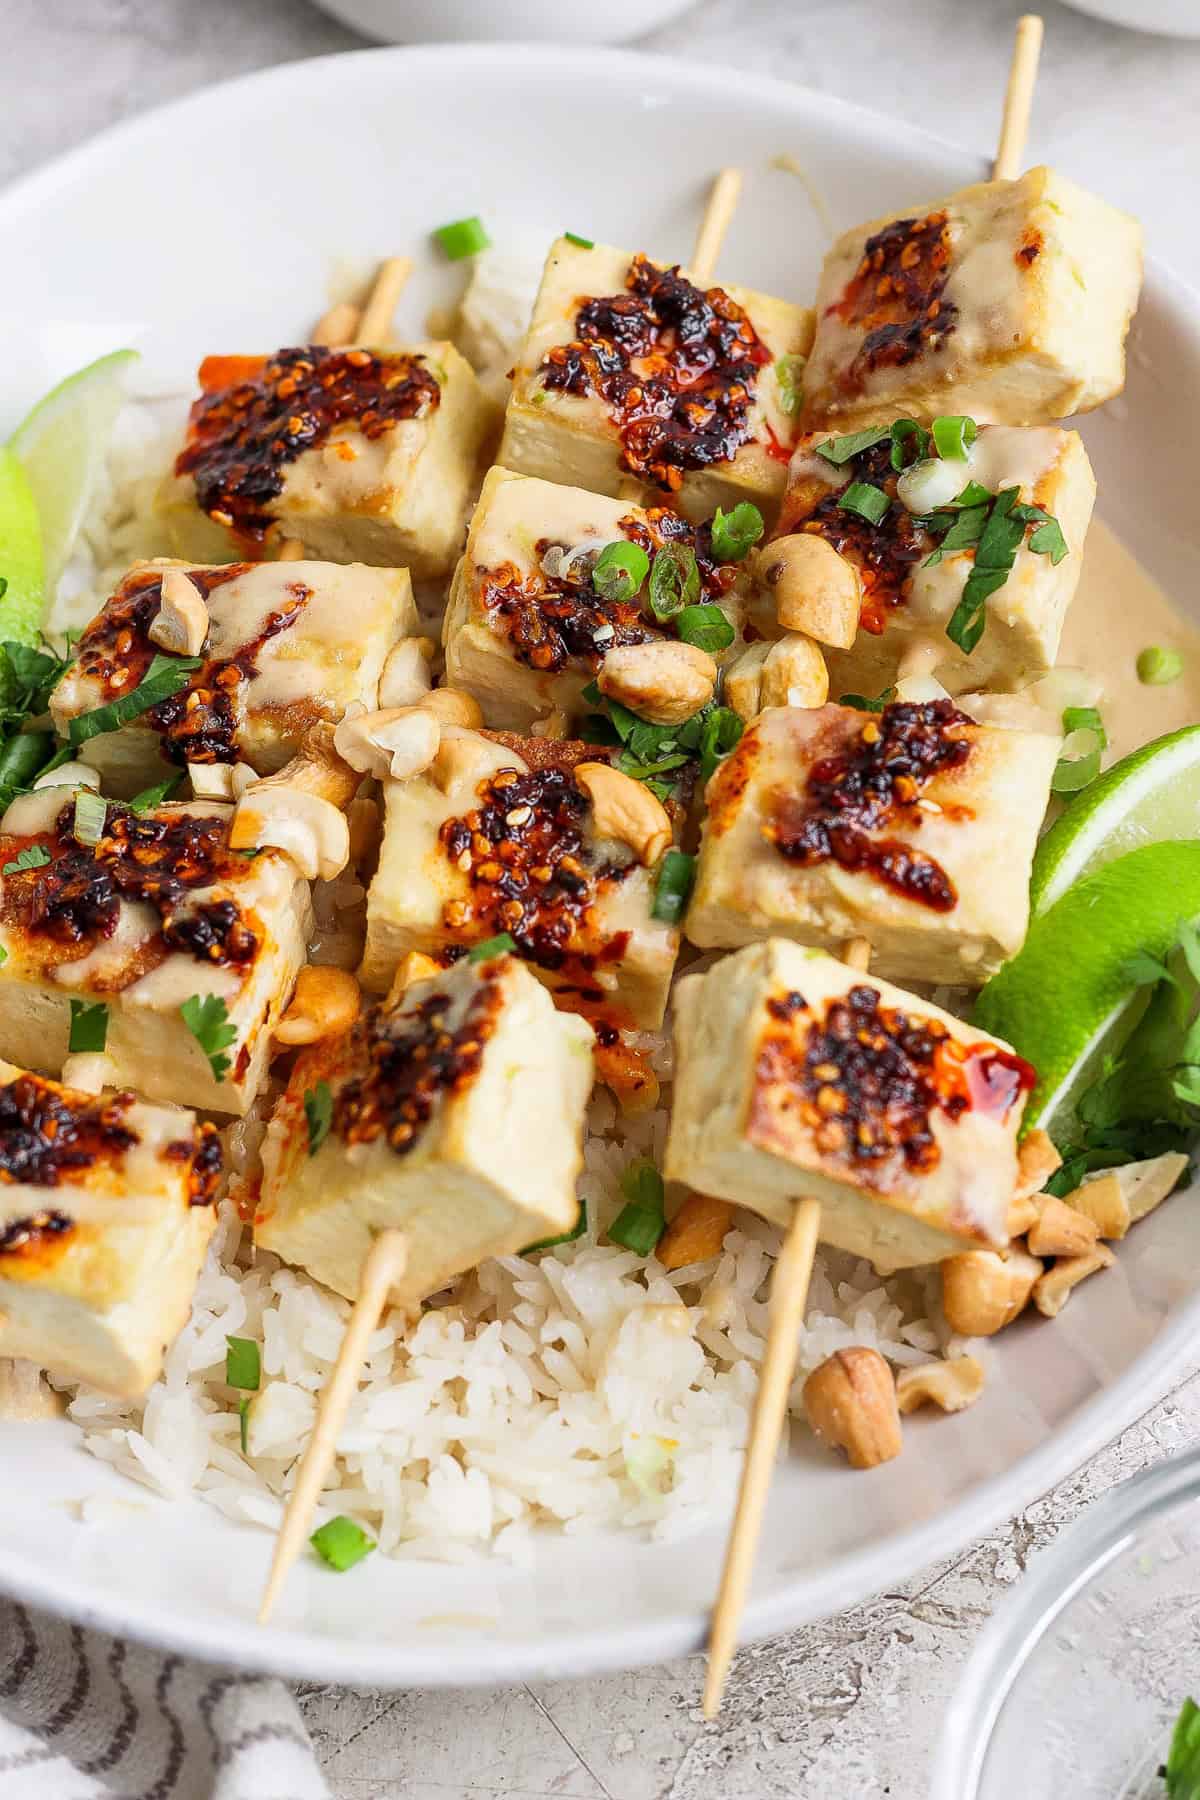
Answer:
xmin=934 ymin=1450 xmax=1200 ymax=1799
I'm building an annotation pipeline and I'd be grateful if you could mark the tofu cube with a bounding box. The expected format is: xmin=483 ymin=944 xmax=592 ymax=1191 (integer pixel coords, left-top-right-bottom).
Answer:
xmin=359 ymin=730 xmax=679 ymax=1029
xmin=776 ymin=423 xmax=1095 ymax=696
xmin=444 ymin=466 xmax=747 ymax=730
xmin=802 ymin=167 xmax=1142 ymax=429
xmin=686 ymin=701 xmax=1058 ymax=986
xmin=0 ymin=798 xmax=311 ymax=1116
xmin=0 ymin=1062 xmax=221 ymax=1395
xmin=255 ymin=952 xmax=592 ymax=1303
xmin=665 ymin=938 xmax=1033 ymax=1269
xmin=51 ymin=558 xmax=419 ymax=797
xmin=158 ymin=343 xmax=491 ymax=577
xmin=500 ymin=237 xmax=813 ymax=524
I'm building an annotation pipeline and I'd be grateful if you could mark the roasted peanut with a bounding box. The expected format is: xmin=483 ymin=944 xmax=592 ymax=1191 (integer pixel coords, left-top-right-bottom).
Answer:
xmin=657 ymin=1193 xmax=735 ymax=1270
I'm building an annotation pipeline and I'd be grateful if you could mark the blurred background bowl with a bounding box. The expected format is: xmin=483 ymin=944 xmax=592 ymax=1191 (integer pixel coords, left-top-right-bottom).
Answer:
xmin=934 ymin=1449 xmax=1200 ymax=1799
xmin=1059 ymin=0 xmax=1200 ymax=37
xmin=308 ymin=0 xmax=696 ymax=44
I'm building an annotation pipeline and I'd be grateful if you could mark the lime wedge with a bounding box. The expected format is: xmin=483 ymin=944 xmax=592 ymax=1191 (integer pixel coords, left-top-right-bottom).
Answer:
xmin=0 ymin=447 xmax=45 ymax=646
xmin=8 ymin=349 xmax=138 ymax=594
xmin=1031 ymin=724 xmax=1200 ymax=918
xmin=976 ymin=841 xmax=1200 ymax=1142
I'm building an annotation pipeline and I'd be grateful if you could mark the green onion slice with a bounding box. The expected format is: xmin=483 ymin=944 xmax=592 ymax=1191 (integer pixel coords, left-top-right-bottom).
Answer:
xmin=238 ymin=1396 xmax=251 ymax=1455
xmin=592 ymin=540 xmax=649 ymax=605
xmin=304 ymin=1081 xmax=333 ymax=1157
xmin=675 ymin=604 xmax=734 ymax=654
xmin=69 ymin=654 xmax=203 ymax=747
xmin=773 ymin=354 xmax=806 ymax=418
xmin=651 ymin=849 xmax=696 ymax=925
xmin=931 ymin=414 xmax=978 ymax=460
xmin=225 ymin=1336 xmax=260 ymax=1391
xmin=837 ymin=482 xmax=889 ymax=526
xmin=310 ymin=1514 xmax=377 ymax=1573
xmin=1137 ymin=645 xmax=1184 ymax=686
xmin=607 ymin=1160 xmax=667 ymax=1256
xmin=709 ymin=502 xmax=763 ymax=562
xmin=648 ymin=544 xmax=700 ymax=620
xmin=564 ymin=230 xmax=594 ymax=249
xmin=433 ymin=216 xmax=491 ymax=260
xmin=67 ymin=998 xmax=108 ymax=1054
xmin=521 ymin=1200 xmax=588 ymax=1255
xmin=72 ymin=789 xmax=106 ymax=847
xmin=468 ymin=932 xmax=516 ymax=962
xmin=1052 ymin=704 xmax=1107 ymax=796
xmin=698 ymin=707 xmax=743 ymax=784
xmin=889 ymin=419 xmax=931 ymax=470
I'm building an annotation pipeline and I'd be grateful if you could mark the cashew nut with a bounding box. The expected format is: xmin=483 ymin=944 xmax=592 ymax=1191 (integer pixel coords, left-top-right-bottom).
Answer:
xmin=420 ymin=687 xmax=484 ymax=730
xmin=61 ymin=1052 xmax=117 ymax=1096
xmin=758 ymin=632 xmax=830 ymax=710
xmin=656 ymin=1193 xmax=734 ymax=1271
xmin=187 ymin=761 xmax=257 ymax=801
xmin=431 ymin=729 xmax=502 ymax=795
xmin=334 ymin=707 xmax=441 ymax=781
xmin=1006 ymin=1194 xmax=1042 ymax=1237
xmin=801 ymin=1347 xmax=902 ymax=1470
xmin=385 ymin=949 xmax=442 ymax=1006
xmin=941 ymin=1246 xmax=1043 ymax=1337
xmin=1116 ymin=1150 xmax=1189 ymax=1224
xmin=762 ymin=533 xmax=860 ymax=649
xmin=377 ymin=636 xmax=436 ymax=709
xmin=148 ymin=568 xmax=210 ymax=658
xmin=724 ymin=641 xmax=772 ymax=721
xmin=1026 ymin=1196 xmax=1100 ymax=1259
xmin=1066 ymin=1172 xmax=1129 ymax=1240
xmin=1013 ymin=1127 xmax=1062 ymax=1200
xmin=1032 ymin=1243 xmax=1115 ymax=1319
xmin=574 ymin=761 xmax=671 ymax=867
xmin=597 ymin=641 xmax=718 ymax=727
xmin=274 ymin=964 xmax=361 ymax=1046
xmin=895 ymin=1356 xmax=985 ymax=1416
xmin=230 ymin=723 xmax=358 ymax=881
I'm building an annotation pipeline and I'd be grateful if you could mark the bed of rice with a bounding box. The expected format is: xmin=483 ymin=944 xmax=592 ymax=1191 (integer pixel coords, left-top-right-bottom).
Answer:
xmin=45 ymin=377 xmax=980 ymax=1562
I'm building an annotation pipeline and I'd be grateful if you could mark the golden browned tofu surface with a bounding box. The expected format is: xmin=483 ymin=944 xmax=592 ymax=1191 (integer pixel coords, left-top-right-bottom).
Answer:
xmin=687 ymin=701 xmax=1058 ymax=985
xmin=666 ymin=939 xmax=1033 ymax=1269
xmin=802 ymin=167 xmax=1142 ymax=429
xmin=501 ymin=238 xmax=813 ymax=523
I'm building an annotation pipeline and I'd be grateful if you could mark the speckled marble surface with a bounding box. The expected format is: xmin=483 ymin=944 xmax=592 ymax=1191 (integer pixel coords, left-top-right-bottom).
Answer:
xmin=7 ymin=3 xmax=1200 ymax=1795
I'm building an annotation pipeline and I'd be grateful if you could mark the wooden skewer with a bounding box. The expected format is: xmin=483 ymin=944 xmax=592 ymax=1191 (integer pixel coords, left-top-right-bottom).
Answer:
xmin=702 ymin=933 xmax=871 ymax=1718
xmin=356 ymin=256 xmax=415 ymax=347
xmin=993 ymin=15 xmax=1044 ymax=181
xmin=690 ymin=168 xmax=743 ymax=286
xmin=258 ymin=1228 xmax=408 ymax=1624
xmin=310 ymin=300 xmax=361 ymax=348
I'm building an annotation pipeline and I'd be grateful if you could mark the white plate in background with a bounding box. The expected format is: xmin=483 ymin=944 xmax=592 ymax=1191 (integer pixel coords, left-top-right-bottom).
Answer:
xmin=0 ymin=44 xmax=1197 ymax=1688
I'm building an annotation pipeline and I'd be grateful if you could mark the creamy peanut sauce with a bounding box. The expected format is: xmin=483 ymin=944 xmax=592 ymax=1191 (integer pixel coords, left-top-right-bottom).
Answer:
xmin=1062 ymin=519 xmax=1200 ymax=762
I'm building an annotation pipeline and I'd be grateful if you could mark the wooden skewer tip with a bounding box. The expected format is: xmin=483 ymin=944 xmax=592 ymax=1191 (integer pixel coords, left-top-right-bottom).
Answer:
xmin=993 ymin=13 xmax=1044 ymax=182
xmin=310 ymin=299 xmax=361 ymax=349
xmin=356 ymin=255 xmax=415 ymax=348
xmin=690 ymin=167 xmax=744 ymax=287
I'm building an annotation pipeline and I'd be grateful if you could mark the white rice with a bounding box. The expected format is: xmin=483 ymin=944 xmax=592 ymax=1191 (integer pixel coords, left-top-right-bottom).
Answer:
xmin=48 ymin=379 xmax=979 ymax=1560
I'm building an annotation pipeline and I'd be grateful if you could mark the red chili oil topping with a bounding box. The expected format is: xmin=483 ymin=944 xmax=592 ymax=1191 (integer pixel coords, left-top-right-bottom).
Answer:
xmin=765 ymin=700 xmax=973 ymax=912
xmin=787 ymin=435 xmax=931 ymax=635
xmin=333 ymin=965 xmax=504 ymax=1156
xmin=175 ymin=345 xmax=441 ymax=543
xmin=438 ymin=766 xmax=633 ymax=974
xmin=0 ymin=1078 xmax=223 ymax=1253
xmin=539 ymin=256 xmax=772 ymax=491
xmin=2 ymin=805 xmax=259 ymax=970
xmin=71 ymin=564 xmax=309 ymax=764
xmin=479 ymin=507 xmax=735 ymax=674
xmin=756 ymin=985 xmax=1032 ymax=1187
xmin=832 ymin=212 xmax=957 ymax=392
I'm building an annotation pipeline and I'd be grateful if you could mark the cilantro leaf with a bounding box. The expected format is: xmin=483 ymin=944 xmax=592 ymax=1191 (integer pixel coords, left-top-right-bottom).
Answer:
xmin=181 ymin=994 xmax=238 ymax=1081
xmin=2 ymin=844 xmax=51 ymax=876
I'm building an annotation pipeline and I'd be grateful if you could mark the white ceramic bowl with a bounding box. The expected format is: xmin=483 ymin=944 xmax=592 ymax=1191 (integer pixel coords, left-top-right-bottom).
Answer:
xmin=309 ymin=0 xmax=695 ymax=44
xmin=1060 ymin=0 xmax=1200 ymax=38
xmin=1 ymin=44 xmax=1198 ymax=1690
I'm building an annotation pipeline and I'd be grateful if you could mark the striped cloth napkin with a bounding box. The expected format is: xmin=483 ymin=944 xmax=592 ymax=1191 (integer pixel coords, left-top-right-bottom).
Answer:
xmin=0 ymin=1598 xmax=330 ymax=1799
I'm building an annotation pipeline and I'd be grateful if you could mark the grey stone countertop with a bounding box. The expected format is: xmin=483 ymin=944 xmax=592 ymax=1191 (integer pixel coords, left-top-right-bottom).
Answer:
xmin=7 ymin=2 xmax=1200 ymax=1794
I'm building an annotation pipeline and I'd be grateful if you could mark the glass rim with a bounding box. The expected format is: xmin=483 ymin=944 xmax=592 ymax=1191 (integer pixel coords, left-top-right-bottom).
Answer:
xmin=932 ymin=1446 xmax=1200 ymax=1800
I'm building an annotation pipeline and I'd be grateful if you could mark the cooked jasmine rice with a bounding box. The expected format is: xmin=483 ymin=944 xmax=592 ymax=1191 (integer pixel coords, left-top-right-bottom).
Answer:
xmin=46 ymin=398 xmax=977 ymax=1560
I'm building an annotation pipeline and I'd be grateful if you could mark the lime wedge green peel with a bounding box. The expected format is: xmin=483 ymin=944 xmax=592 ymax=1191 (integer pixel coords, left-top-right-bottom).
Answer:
xmin=0 ymin=448 xmax=44 ymax=646
xmin=8 ymin=348 xmax=138 ymax=596
xmin=1031 ymin=724 xmax=1200 ymax=918
xmin=976 ymin=841 xmax=1200 ymax=1142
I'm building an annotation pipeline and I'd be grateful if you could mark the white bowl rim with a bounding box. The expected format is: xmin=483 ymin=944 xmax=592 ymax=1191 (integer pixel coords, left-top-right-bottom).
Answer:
xmin=0 ymin=40 xmax=1198 ymax=1689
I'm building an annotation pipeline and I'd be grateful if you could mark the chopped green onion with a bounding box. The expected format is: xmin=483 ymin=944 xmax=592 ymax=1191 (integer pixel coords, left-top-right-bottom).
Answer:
xmin=303 ymin=1081 xmax=333 ymax=1157
xmin=815 ymin=425 xmax=892 ymax=466
xmin=72 ymin=789 xmax=106 ymax=847
xmin=607 ymin=1160 xmax=667 ymax=1256
xmin=709 ymin=502 xmax=764 ymax=562
xmin=225 ymin=1336 xmax=260 ymax=1391
xmin=128 ymin=773 xmax=184 ymax=812
xmin=564 ymin=230 xmax=594 ymax=249
xmin=647 ymin=544 xmax=700 ymax=620
xmin=68 ymin=999 xmax=108 ymax=1054
xmin=773 ymin=354 xmax=806 ymax=418
xmin=69 ymin=654 xmax=203 ymax=747
xmin=1137 ymin=645 xmax=1183 ymax=686
xmin=433 ymin=216 xmax=491 ymax=260
xmin=311 ymin=1514 xmax=377 ymax=1573
xmin=0 ymin=946 xmax=8 ymax=967
xmin=1053 ymin=706 xmax=1107 ymax=795
xmin=839 ymin=687 xmax=896 ymax=713
xmin=181 ymin=993 xmax=238 ymax=1082
xmin=468 ymin=932 xmax=517 ymax=962
xmin=2 ymin=844 xmax=50 ymax=876
xmin=837 ymin=482 xmax=889 ymax=526
xmin=238 ymin=1396 xmax=251 ymax=1455
xmin=889 ymin=419 xmax=931 ymax=470
xmin=522 ymin=1200 xmax=588 ymax=1255
xmin=592 ymin=540 xmax=649 ymax=606
xmin=931 ymin=414 xmax=978 ymax=460
xmin=954 ymin=480 xmax=992 ymax=507
xmin=675 ymin=604 xmax=734 ymax=654
xmin=698 ymin=707 xmax=743 ymax=784
xmin=651 ymin=849 xmax=696 ymax=925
